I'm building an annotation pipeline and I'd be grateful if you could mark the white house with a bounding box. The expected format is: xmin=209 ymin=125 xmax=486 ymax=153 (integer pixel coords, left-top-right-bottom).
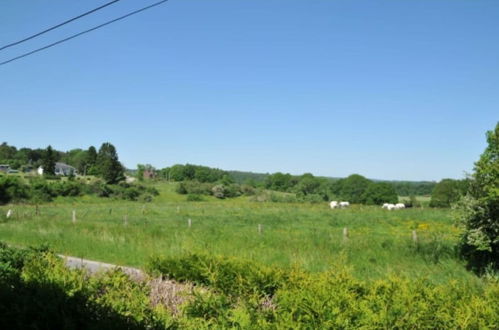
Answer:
xmin=0 ymin=164 xmax=10 ymax=173
xmin=38 ymin=162 xmax=77 ymax=176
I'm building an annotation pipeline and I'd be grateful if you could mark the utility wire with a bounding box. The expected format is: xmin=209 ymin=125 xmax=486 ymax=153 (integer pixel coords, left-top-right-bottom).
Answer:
xmin=0 ymin=0 xmax=168 ymax=67
xmin=0 ymin=0 xmax=121 ymax=52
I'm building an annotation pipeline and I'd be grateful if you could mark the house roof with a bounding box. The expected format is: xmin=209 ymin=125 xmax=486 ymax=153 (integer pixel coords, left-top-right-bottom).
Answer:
xmin=55 ymin=162 xmax=76 ymax=170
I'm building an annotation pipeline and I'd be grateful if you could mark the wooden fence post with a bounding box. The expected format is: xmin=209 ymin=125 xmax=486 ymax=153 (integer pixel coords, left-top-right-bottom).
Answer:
xmin=258 ymin=224 xmax=262 ymax=235
xmin=124 ymin=214 xmax=128 ymax=226
xmin=6 ymin=209 xmax=12 ymax=219
xmin=188 ymin=218 xmax=192 ymax=228
xmin=412 ymin=230 xmax=418 ymax=244
xmin=35 ymin=204 xmax=39 ymax=216
xmin=72 ymin=210 xmax=76 ymax=224
xmin=343 ymin=227 xmax=349 ymax=241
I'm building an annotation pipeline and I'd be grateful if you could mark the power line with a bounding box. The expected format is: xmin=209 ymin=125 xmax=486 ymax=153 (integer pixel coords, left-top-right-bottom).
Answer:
xmin=0 ymin=0 xmax=168 ymax=67
xmin=0 ymin=0 xmax=121 ymax=52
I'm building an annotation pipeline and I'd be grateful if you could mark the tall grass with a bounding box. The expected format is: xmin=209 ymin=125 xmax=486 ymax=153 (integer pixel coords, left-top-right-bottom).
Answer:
xmin=0 ymin=183 xmax=476 ymax=284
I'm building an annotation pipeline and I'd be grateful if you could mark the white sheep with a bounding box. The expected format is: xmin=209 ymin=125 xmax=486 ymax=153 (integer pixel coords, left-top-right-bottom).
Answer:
xmin=339 ymin=201 xmax=350 ymax=208
xmin=330 ymin=201 xmax=339 ymax=209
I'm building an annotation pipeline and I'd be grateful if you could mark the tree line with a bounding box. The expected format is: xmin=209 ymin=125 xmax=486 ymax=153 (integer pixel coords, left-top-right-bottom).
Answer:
xmin=0 ymin=142 xmax=124 ymax=184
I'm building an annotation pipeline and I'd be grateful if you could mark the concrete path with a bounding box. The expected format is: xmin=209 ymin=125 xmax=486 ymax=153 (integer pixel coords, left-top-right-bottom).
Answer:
xmin=59 ymin=255 xmax=144 ymax=280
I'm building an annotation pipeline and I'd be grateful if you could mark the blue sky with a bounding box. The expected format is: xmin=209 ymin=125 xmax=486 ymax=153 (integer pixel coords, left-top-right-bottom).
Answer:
xmin=0 ymin=0 xmax=497 ymax=181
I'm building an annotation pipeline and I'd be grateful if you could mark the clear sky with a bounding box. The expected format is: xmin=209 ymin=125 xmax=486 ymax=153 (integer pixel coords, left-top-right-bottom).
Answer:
xmin=0 ymin=0 xmax=497 ymax=181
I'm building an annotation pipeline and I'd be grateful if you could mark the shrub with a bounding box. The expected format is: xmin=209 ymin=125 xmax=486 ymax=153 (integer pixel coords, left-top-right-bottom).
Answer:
xmin=457 ymin=122 xmax=499 ymax=273
xmin=30 ymin=179 xmax=57 ymax=202
xmin=223 ymin=184 xmax=242 ymax=198
xmin=212 ymin=185 xmax=227 ymax=199
xmin=297 ymin=193 xmax=324 ymax=203
xmin=186 ymin=194 xmax=204 ymax=202
xmin=51 ymin=181 xmax=83 ymax=197
xmin=147 ymin=253 xmax=499 ymax=329
xmin=240 ymin=184 xmax=256 ymax=196
xmin=148 ymin=254 xmax=285 ymax=297
xmin=0 ymin=176 xmax=30 ymax=204
xmin=177 ymin=181 xmax=214 ymax=196
xmin=0 ymin=243 xmax=173 ymax=329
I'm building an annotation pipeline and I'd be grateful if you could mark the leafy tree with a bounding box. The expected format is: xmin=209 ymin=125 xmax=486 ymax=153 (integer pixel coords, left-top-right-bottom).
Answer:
xmin=430 ymin=179 xmax=468 ymax=208
xmin=337 ymin=174 xmax=372 ymax=204
xmin=96 ymin=143 xmax=124 ymax=184
xmin=363 ymin=182 xmax=398 ymax=205
xmin=183 ymin=164 xmax=196 ymax=181
xmin=0 ymin=142 xmax=16 ymax=161
xmin=161 ymin=164 xmax=228 ymax=183
xmin=457 ymin=122 xmax=499 ymax=272
xmin=136 ymin=164 xmax=145 ymax=181
xmin=220 ymin=174 xmax=234 ymax=185
xmin=61 ymin=148 xmax=88 ymax=173
xmin=168 ymin=165 xmax=187 ymax=181
xmin=294 ymin=173 xmax=321 ymax=196
xmin=85 ymin=146 xmax=98 ymax=175
xmin=264 ymin=172 xmax=295 ymax=191
xmin=41 ymin=146 xmax=56 ymax=177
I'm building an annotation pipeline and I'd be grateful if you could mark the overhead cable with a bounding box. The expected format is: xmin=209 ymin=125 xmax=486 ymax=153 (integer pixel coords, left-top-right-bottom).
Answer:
xmin=0 ymin=0 xmax=168 ymax=67
xmin=0 ymin=0 xmax=121 ymax=52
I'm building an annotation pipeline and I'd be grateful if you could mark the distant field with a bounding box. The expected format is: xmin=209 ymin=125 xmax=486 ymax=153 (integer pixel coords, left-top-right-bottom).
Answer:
xmin=399 ymin=195 xmax=431 ymax=202
xmin=0 ymin=183 xmax=477 ymax=285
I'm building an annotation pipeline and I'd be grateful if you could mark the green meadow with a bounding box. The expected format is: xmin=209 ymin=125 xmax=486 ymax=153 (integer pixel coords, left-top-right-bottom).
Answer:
xmin=0 ymin=182 xmax=478 ymax=285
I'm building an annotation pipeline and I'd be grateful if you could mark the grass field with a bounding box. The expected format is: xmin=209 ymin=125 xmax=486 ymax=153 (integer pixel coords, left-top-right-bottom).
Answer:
xmin=0 ymin=183 xmax=479 ymax=285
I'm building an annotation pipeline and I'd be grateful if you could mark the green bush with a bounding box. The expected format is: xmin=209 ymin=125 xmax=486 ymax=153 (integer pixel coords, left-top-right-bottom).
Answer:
xmin=1 ymin=244 xmax=498 ymax=329
xmin=457 ymin=123 xmax=499 ymax=273
xmin=148 ymin=254 xmax=285 ymax=297
xmin=0 ymin=176 xmax=30 ymax=204
xmin=176 ymin=181 xmax=214 ymax=196
xmin=148 ymin=254 xmax=499 ymax=329
xmin=0 ymin=243 xmax=173 ymax=329
xmin=363 ymin=182 xmax=398 ymax=205
xmin=186 ymin=194 xmax=204 ymax=202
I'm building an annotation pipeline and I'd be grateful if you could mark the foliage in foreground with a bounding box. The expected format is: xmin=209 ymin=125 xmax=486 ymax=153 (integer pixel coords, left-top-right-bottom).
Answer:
xmin=457 ymin=122 xmax=499 ymax=273
xmin=148 ymin=253 xmax=499 ymax=329
xmin=0 ymin=243 xmax=172 ymax=329
xmin=1 ymin=243 xmax=498 ymax=329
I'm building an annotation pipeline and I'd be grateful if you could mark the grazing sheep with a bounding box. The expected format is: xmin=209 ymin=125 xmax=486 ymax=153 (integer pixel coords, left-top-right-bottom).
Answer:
xmin=339 ymin=201 xmax=350 ymax=208
xmin=383 ymin=203 xmax=404 ymax=210
xmin=330 ymin=201 xmax=339 ymax=209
